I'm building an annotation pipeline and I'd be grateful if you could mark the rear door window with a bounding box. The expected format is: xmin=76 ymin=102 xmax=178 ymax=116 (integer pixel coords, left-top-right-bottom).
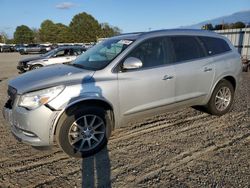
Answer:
xmin=198 ymin=36 xmax=231 ymax=56
xmin=170 ymin=36 xmax=205 ymax=62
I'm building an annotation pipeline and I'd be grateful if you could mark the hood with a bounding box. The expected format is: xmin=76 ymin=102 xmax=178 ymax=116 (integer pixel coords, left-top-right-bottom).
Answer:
xmin=9 ymin=64 xmax=95 ymax=94
xmin=20 ymin=55 xmax=45 ymax=63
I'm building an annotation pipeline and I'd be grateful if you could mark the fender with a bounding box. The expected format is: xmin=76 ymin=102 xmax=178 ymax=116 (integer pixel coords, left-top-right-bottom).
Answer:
xmin=27 ymin=59 xmax=48 ymax=67
xmin=49 ymin=96 xmax=114 ymax=144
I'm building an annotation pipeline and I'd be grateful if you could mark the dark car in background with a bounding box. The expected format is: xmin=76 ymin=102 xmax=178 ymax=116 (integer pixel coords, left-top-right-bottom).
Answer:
xmin=0 ymin=45 xmax=15 ymax=52
xmin=19 ymin=44 xmax=51 ymax=55
xmin=17 ymin=46 xmax=86 ymax=73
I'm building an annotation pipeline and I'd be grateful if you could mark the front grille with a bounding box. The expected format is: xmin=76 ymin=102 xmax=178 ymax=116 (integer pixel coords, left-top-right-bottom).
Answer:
xmin=5 ymin=86 xmax=17 ymax=109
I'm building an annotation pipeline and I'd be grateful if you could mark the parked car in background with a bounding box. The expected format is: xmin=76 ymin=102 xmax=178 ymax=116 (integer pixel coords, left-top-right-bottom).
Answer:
xmin=14 ymin=44 xmax=27 ymax=52
xmin=17 ymin=46 xmax=86 ymax=72
xmin=83 ymin=42 xmax=95 ymax=49
xmin=19 ymin=44 xmax=51 ymax=55
xmin=0 ymin=44 xmax=15 ymax=52
xmin=3 ymin=29 xmax=241 ymax=158
xmin=242 ymin=56 xmax=249 ymax=72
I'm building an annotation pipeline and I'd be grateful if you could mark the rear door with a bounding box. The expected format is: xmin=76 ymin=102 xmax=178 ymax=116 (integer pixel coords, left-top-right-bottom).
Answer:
xmin=171 ymin=36 xmax=215 ymax=103
xmin=118 ymin=37 xmax=176 ymax=123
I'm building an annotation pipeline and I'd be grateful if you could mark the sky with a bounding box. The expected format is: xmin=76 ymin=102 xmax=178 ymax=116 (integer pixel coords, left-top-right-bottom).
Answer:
xmin=0 ymin=0 xmax=249 ymax=38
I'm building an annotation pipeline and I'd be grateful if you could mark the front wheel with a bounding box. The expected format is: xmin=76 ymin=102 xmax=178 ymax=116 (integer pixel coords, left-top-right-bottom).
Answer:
xmin=206 ymin=79 xmax=234 ymax=116
xmin=56 ymin=106 xmax=112 ymax=158
xmin=30 ymin=64 xmax=43 ymax=70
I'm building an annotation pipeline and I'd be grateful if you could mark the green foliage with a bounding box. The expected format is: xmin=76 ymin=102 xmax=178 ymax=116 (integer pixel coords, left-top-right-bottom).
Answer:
xmin=202 ymin=23 xmax=213 ymax=30
xmin=232 ymin=22 xmax=246 ymax=29
xmin=69 ymin=12 xmax=101 ymax=43
xmin=11 ymin=12 xmax=122 ymax=44
xmin=0 ymin=35 xmax=4 ymax=43
xmin=39 ymin=20 xmax=59 ymax=43
xmin=214 ymin=24 xmax=223 ymax=30
xmin=202 ymin=21 xmax=246 ymax=30
xmin=100 ymin=23 xmax=122 ymax=38
xmin=32 ymin=28 xmax=41 ymax=43
xmin=14 ymin=25 xmax=34 ymax=44
xmin=56 ymin=23 xmax=73 ymax=43
xmin=6 ymin=39 xmax=15 ymax=44
xmin=39 ymin=20 xmax=73 ymax=43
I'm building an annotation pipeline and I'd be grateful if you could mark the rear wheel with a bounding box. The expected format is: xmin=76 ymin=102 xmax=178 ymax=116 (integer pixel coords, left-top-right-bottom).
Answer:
xmin=56 ymin=106 xmax=112 ymax=158
xmin=206 ymin=79 xmax=234 ymax=116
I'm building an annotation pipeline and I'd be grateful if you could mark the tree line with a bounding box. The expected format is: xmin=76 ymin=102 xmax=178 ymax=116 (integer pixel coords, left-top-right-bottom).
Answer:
xmin=202 ymin=21 xmax=248 ymax=30
xmin=10 ymin=12 xmax=121 ymax=44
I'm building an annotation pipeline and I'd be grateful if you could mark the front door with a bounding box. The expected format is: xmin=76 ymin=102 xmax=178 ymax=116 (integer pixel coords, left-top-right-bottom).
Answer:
xmin=118 ymin=37 xmax=176 ymax=124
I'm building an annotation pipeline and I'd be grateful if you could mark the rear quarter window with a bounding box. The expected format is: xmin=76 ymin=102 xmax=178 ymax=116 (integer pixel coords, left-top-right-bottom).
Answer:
xmin=198 ymin=36 xmax=231 ymax=56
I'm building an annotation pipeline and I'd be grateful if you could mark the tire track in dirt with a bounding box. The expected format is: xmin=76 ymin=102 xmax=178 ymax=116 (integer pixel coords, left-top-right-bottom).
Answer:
xmin=112 ymin=109 xmax=206 ymax=137
xmin=2 ymin=150 xmax=63 ymax=168
xmin=9 ymin=155 xmax=69 ymax=173
xmin=135 ymin=132 xmax=250 ymax=185
xmin=110 ymin=110 xmax=246 ymax=147
xmin=1 ymin=157 xmax=81 ymax=187
xmin=110 ymin=113 xmax=210 ymax=142
xmin=110 ymin=112 xmax=249 ymax=184
xmin=32 ymin=168 xmax=81 ymax=188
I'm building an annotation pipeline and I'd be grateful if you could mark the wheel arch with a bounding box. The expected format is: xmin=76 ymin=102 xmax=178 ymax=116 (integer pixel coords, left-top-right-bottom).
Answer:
xmin=52 ymin=98 xmax=115 ymax=140
xmin=206 ymin=75 xmax=237 ymax=104
xmin=223 ymin=76 xmax=236 ymax=90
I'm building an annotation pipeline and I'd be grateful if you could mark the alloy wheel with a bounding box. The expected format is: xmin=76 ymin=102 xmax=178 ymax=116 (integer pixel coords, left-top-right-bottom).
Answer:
xmin=68 ymin=115 xmax=105 ymax=152
xmin=215 ymin=87 xmax=231 ymax=111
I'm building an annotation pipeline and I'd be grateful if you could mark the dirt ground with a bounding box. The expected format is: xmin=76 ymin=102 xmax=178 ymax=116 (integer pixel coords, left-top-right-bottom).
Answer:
xmin=0 ymin=53 xmax=249 ymax=188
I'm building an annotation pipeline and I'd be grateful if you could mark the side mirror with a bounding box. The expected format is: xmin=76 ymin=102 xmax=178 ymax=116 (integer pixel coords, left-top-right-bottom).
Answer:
xmin=123 ymin=57 xmax=143 ymax=70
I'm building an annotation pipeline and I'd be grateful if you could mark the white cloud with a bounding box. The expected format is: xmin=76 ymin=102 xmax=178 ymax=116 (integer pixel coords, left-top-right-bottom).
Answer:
xmin=56 ymin=2 xmax=75 ymax=10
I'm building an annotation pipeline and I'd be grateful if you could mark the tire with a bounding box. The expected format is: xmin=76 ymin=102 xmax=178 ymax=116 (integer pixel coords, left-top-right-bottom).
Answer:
xmin=56 ymin=106 xmax=112 ymax=158
xmin=206 ymin=79 xmax=234 ymax=116
xmin=30 ymin=64 xmax=43 ymax=70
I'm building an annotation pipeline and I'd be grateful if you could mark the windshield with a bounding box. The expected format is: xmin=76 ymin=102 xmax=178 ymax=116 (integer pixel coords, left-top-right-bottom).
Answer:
xmin=72 ymin=38 xmax=134 ymax=70
xmin=41 ymin=48 xmax=57 ymax=57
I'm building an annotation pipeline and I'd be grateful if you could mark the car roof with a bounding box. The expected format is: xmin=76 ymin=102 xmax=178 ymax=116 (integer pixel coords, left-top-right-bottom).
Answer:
xmin=110 ymin=29 xmax=222 ymax=41
xmin=56 ymin=46 xmax=85 ymax=50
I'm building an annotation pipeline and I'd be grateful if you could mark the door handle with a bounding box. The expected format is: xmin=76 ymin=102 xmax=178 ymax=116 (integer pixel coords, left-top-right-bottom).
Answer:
xmin=204 ymin=67 xmax=212 ymax=72
xmin=163 ymin=75 xmax=174 ymax=80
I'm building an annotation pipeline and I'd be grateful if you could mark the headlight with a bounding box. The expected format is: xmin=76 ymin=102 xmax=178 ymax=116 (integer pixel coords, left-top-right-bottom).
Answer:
xmin=19 ymin=86 xmax=65 ymax=110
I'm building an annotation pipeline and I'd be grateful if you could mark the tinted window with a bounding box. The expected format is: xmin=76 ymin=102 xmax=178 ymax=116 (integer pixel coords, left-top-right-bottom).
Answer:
xmin=54 ymin=49 xmax=70 ymax=57
xmin=199 ymin=36 xmax=231 ymax=56
xmin=128 ymin=37 xmax=165 ymax=68
xmin=170 ymin=36 xmax=205 ymax=62
xmin=73 ymin=48 xmax=84 ymax=55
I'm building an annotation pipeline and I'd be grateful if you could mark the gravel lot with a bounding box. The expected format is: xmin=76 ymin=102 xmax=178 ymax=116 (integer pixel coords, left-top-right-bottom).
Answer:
xmin=0 ymin=53 xmax=249 ymax=188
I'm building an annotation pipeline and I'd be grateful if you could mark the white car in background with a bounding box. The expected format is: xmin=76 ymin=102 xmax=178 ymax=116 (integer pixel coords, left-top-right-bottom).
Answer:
xmin=17 ymin=46 xmax=86 ymax=73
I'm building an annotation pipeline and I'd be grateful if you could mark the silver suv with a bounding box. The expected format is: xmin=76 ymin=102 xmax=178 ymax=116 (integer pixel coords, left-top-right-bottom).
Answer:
xmin=3 ymin=29 xmax=241 ymax=158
